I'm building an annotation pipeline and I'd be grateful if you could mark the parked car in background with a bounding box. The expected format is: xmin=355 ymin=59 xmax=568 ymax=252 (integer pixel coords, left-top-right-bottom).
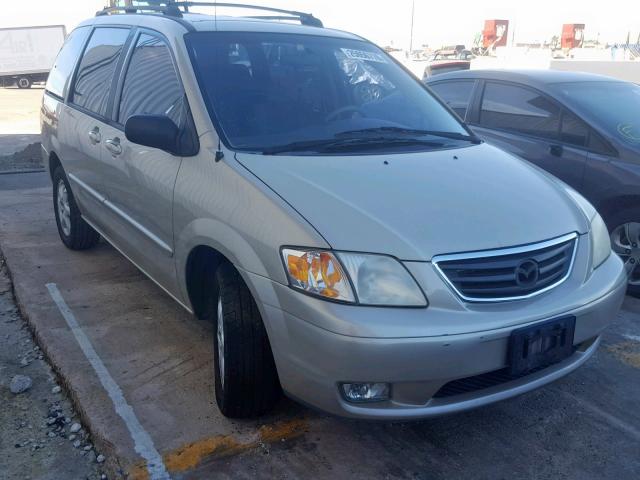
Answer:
xmin=422 ymin=48 xmax=472 ymax=80
xmin=427 ymin=70 xmax=640 ymax=295
xmin=0 ymin=25 xmax=66 ymax=88
xmin=42 ymin=5 xmax=626 ymax=421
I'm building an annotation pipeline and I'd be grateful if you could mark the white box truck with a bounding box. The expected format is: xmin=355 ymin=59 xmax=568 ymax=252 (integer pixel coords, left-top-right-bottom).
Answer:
xmin=0 ymin=25 xmax=66 ymax=89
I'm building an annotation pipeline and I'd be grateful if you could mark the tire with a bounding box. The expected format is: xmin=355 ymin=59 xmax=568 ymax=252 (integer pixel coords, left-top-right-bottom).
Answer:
xmin=52 ymin=167 xmax=100 ymax=250
xmin=606 ymin=207 xmax=640 ymax=298
xmin=17 ymin=76 xmax=31 ymax=89
xmin=213 ymin=262 xmax=280 ymax=418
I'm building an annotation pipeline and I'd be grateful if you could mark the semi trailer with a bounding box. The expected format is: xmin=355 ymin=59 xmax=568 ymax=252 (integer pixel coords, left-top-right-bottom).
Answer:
xmin=0 ymin=25 xmax=66 ymax=88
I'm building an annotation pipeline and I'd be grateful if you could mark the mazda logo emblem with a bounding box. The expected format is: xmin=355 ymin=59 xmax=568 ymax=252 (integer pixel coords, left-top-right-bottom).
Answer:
xmin=515 ymin=259 xmax=539 ymax=288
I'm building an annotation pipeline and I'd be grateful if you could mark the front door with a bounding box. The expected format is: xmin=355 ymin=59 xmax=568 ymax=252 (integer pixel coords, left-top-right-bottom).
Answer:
xmin=97 ymin=31 xmax=188 ymax=296
xmin=473 ymin=81 xmax=587 ymax=191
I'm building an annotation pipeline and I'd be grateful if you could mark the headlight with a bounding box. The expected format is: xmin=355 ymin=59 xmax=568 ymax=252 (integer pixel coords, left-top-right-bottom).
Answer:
xmin=337 ymin=252 xmax=427 ymax=306
xmin=591 ymin=213 xmax=611 ymax=270
xmin=564 ymin=186 xmax=597 ymax=222
xmin=565 ymin=187 xmax=610 ymax=270
xmin=281 ymin=248 xmax=427 ymax=306
xmin=282 ymin=249 xmax=355 ymax=302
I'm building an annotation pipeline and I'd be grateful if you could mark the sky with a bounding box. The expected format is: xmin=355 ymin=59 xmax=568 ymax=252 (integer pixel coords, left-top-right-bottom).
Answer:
xmin=3 ymin=0 xmax=639 ymax=49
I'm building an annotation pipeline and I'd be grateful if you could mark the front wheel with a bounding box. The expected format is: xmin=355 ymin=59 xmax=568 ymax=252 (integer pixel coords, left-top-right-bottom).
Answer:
xmin=213 ymin=262 xmax=280 ymax=418
xmin=52 ymin=167 xmax=100 ymax=250
xmin=609 ymin=218 xmax=640 ymax=298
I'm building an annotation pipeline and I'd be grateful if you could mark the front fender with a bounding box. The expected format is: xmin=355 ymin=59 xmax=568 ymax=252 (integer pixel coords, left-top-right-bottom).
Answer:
xmin=174 ymin=217 xmax=273 ymax=305
xmin=172 ymin=133 xmax=331 ymax=310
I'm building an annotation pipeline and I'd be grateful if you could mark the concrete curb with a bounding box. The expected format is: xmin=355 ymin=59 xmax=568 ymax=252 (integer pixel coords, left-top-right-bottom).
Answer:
xmin=0 ymin=248 xmax=129 ymax=479
xmin=0 ymin=168 xmax=46 ymax=175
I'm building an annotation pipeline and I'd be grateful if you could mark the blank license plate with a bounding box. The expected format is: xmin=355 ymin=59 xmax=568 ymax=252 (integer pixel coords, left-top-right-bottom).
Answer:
xmin=508 ymin=316 xmax=576 ymax=376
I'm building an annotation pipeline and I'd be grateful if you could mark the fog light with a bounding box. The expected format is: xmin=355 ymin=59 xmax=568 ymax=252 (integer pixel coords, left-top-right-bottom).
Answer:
xmin=341 ymin=383 xmax=390 ymax=403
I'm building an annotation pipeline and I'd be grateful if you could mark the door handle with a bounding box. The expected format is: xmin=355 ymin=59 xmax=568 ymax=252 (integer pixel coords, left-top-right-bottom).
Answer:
xmin=105 ymin=137 xmax=122 ymax=156
xmin=88 ymin=127 xmax=101 ymax=145
xmin=549 ymin=144 xmax=563 ymax=157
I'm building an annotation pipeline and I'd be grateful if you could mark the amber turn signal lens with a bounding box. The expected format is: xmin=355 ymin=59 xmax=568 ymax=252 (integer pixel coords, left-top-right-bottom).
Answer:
xmin=282 ymin=249 xmax=355 ymax=302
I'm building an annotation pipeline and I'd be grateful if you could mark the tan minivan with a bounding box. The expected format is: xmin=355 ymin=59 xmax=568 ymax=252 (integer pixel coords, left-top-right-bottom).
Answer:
xmin=42 ymin=2 xmax=626 ymax=420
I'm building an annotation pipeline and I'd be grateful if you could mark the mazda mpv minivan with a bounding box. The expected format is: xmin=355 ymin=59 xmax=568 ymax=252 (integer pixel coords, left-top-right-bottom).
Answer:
xmin=41 ymin=2 xmax=627 ymax=420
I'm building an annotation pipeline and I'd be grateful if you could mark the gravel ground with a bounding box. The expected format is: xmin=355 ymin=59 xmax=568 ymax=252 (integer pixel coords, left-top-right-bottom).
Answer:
xmin=0 ymin=256 xmax=106 ymax=480
xmin=0 ymin=143 xmax=43 ymax=173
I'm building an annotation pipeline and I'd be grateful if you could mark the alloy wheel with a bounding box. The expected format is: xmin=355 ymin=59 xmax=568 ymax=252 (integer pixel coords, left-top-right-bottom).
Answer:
xmin=610 ymin=222 xmax=640 ymax=286
xmin=216 ymin=296 xmax=225 ymax=390
xmin=56 ymin=180 xmax=71 ymax=237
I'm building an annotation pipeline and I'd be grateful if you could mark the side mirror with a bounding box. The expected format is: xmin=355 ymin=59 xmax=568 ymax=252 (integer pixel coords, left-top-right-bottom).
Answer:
xmin=124 ymin=114 xmax=180 ymax=155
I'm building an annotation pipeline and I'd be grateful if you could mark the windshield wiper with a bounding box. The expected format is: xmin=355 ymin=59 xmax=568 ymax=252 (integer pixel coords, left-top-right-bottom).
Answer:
xmin=262 ymin=136 xmax=444 ymax=155
xmin=336 ymin=127 xmax=482 ymax=144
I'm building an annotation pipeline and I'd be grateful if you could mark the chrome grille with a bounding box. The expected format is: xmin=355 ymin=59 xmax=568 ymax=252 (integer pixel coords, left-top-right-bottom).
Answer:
xmin=433 ymin=233 xmax=578 ymax=302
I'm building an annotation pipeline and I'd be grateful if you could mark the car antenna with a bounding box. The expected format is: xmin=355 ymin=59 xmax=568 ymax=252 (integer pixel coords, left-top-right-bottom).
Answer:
xmin=215 ymin=138 xmax=224 ymax=162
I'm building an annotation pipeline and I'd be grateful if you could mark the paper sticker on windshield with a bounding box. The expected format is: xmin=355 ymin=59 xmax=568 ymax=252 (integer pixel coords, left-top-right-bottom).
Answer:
xmin=341 ymin=48 xmax=387 ymax=64
xmin=617 ymin=123 xmax=640 ymax=144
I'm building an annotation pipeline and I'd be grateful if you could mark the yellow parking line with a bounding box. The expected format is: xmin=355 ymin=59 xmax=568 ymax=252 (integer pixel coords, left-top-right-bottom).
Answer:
xmin=606 ymin=341 xmax=640 ymax=368
xmin=130 ymin=417 xmax=308 ymax=479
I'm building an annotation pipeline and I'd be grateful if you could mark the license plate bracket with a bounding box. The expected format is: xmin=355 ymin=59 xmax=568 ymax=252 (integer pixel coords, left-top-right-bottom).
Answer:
xmin=508 ymin=316 xmax=576 ymax=376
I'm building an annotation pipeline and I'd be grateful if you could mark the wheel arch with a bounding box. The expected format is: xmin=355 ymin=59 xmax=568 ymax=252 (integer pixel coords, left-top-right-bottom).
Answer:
xmin=184 ymin=245 xmax=225 ymax=320
xmin=177 ymin=218 xmax=281 ymax=320
xmin=597 ymin=195 xmax=640 ymax=229
xmin=48 ymin=151 xmax=63 ymax=181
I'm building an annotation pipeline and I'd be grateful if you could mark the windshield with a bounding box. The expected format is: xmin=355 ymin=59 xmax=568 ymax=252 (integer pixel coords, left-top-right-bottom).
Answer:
xmin=186 ymin=32 xmax=471 ymax=154
xmin=551 ymin=81 xmax=640 ymax=149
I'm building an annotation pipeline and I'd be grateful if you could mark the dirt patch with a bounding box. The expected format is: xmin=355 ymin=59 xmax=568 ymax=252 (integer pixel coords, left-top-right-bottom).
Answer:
xmin=0 ymin=143 xmax=43 ymax=173
xmin=607 ymin=341 xmax=640 ymax=369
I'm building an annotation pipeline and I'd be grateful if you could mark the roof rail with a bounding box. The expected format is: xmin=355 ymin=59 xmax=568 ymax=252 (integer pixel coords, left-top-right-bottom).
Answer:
xmin=96 ymin=2 xmax=183 ymax=17
xmin=96 ymin=1 xmax=323 ymax=27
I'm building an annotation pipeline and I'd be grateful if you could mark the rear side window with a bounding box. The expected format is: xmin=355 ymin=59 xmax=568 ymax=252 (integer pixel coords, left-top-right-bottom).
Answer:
xmin=71 ymin=27 xmax=130 ymax=116
xmin=46 ymin=26 xmax=90 ymax=99
xmin=480 ymin=83 xmax=561 ymax=140
xmin=118 ymin=33 xmax=183 ymax=126
xmin=429 ymin=81 xmax=475 ymax=120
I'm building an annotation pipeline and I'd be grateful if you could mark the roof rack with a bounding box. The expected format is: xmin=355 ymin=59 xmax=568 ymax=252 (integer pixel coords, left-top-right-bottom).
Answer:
xmin=96 ymin=1 xmax=324 ymax=28
xmin=97 ymin=4 xmax=182 ymax=17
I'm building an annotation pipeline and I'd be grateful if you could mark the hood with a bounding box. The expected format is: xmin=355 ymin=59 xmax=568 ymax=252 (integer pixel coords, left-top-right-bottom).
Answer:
xmin=235 ymin=143 xmax=589 ymax=260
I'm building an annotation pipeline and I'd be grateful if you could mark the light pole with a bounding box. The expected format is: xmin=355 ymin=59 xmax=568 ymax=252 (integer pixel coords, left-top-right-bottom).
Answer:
xmin=409 ymin=0 xmax=416 ymax=55
xmin=409 ymin=0 xmax=415 ymax=53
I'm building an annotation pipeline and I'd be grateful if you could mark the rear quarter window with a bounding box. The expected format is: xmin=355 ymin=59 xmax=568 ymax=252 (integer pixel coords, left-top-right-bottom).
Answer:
xmin=45 ymin=26 xmax=90 ymax=99
xmin=560 ymin=110 xmax=589 ymax=147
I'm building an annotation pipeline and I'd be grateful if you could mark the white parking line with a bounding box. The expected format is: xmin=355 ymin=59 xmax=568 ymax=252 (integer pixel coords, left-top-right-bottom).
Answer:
xmin=560 ymin=390 xmax=640 ymax=442
xmin=46 ymin=283 xmax=171 ymax=480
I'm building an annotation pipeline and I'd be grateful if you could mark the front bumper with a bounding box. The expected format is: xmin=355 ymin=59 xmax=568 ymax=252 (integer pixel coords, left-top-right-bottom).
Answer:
xmin=246 ymin=250 xmax=627 ymax=420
